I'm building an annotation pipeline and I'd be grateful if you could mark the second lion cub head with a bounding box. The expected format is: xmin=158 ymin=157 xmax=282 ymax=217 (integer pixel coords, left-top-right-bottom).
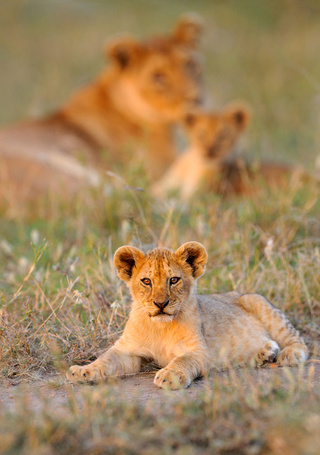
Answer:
xmin=114 ymin=242 xmax=207 ymax=322
xmin=184 ymin=103 xmax=251 ymax=160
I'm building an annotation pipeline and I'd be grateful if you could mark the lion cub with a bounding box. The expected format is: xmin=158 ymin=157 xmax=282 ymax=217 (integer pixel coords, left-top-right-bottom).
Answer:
xmin=153 ymin=103 xmax=251 ymax=199
xmin=67 ymin=242 xmax=308 ymax=390
xmin=154 ymin=104 xmax=311 ymax=199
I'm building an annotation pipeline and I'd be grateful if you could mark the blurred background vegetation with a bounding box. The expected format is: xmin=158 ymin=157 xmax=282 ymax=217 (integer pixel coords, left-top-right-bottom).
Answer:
xmin=1 ymin=0 xmax=320 ymax=166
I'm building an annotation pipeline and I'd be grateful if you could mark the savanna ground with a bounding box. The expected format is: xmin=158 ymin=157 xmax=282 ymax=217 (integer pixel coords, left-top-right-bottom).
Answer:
xmin=1 ymin=1 xmax=320 ymax=454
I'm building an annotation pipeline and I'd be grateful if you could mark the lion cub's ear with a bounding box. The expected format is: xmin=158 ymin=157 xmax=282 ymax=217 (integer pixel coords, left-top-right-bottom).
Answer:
xmin=114 ymin=246 xmax=145 ymax=282
xmin=223 ymin=103 xmax=252 ymax=131
xmin=175 ymin=241 xmax=208 ymax=279
xmin=105 ymin=35 xmax=142 ymax=69
xmin=173 ymin=13 xmax=204 ymax=48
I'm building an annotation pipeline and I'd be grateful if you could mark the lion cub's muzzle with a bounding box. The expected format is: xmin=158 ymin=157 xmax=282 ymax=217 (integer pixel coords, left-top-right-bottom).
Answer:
xmin=153 ymin=300 xmax=169 ymax=314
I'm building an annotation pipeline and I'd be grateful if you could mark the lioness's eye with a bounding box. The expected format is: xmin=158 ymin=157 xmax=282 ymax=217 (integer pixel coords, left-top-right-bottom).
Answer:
xmin=141 ymin=278 xmax=151 ymax=286
xmin=170 ymin=277 xmax=180 ymax=285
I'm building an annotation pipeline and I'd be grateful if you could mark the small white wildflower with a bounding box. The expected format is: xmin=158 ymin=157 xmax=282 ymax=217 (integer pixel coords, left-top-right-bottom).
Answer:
xmin=18 ymin=257 xmax=29 ymax=274
xmin=30 ymin=229 xmax=40 ymax=245
xmin=68 ymin=257 xmax=79 ymax=274
xmin=0 ymin=240 xmax=13 ymax=256
xmin=264 ymin=237 xmax=274 ymax=260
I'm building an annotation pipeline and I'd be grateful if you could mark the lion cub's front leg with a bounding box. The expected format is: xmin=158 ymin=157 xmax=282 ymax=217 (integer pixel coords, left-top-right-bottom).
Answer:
xmin=154 ymin=351 xmax=209 ymax=390
xmin=66 ymin=345 xmax=141 ymax=384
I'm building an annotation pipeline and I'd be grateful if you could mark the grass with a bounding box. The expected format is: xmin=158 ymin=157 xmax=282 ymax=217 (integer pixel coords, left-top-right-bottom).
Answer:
xmin=1 ymin=185 xmax=320 ymax=376
xmin=1 ymin=1 xmax=320 ymax=454
xmin=1 ymin=372 xmax=320 ymax=454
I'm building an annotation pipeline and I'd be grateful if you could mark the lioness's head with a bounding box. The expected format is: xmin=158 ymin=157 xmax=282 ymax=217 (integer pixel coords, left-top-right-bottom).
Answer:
xmin=104 ymin=15 xmax=204 ymax=123
xmin=184 ymin=103 xmax=251 ymax=160
xmin=114 ymin=242 xmax=207 ymax=322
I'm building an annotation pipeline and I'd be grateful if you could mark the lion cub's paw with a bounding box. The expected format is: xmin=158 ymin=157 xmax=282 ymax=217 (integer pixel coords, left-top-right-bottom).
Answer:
xmin=278 ymin=346 xmax=307 ymax=366
xmin=66 ymin=364 xmax=104 ymax=384
xmin=256 ymin=340 xmax=280 ymax=365
xmin=154 ymin=367 xmax=191 ymax=390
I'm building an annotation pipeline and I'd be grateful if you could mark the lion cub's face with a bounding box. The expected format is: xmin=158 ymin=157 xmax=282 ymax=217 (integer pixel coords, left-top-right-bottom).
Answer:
xmin=105 ymin=16 xmax=204 ymax=122
xmin=184 ymin=103 xmax=251 ymax=160
xmin=114 ymin=242 xmax=207 ymax=321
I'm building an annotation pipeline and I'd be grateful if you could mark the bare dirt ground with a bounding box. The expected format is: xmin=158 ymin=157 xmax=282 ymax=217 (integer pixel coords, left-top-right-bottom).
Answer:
xmin=1 ymin=361 xmax=319 ymax=414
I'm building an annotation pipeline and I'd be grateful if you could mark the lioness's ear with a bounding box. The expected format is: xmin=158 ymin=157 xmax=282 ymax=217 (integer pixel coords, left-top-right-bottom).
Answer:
xmin=173 ymin=13 xmax=204 ymax=48
xmin=114 ymin=246 xmax=145 ymax=282
xmin=105 ymin=35 xmax=142 ymax=69
xmin=175 ymin=241 xmax=207 ymax=279
xmin=223 ymin=103 xmax=252 ymax=131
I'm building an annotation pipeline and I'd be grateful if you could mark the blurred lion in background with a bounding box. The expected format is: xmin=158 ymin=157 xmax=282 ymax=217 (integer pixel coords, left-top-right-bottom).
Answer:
xmin=0 ymin=14 xmax=203 ymax=200
xmin=153 ymin=102 xmax=251 ymax=199
xmin=154 ymin=103 xmax=313 ymax=199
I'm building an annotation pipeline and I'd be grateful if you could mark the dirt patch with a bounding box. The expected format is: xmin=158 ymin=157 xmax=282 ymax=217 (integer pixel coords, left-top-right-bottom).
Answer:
xmin=1 ymin=360 xmax=319 ymax=414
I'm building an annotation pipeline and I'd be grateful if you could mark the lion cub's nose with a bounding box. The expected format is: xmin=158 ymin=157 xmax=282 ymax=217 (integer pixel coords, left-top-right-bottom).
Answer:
xmin=153 ymin=300 xmax=169 ymax=310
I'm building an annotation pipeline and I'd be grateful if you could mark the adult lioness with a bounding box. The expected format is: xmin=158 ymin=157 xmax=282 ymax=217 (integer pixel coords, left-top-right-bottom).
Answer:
xmin=0 ymin=14 xmax=203 ymax=200
xmin=67 ymin=242 xmax=308 ymax=390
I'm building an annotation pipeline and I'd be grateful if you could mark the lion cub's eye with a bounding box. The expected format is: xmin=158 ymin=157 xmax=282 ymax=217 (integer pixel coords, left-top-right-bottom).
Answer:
xmin=170 ymin=277 xmax=180 ymax=285
xmin=141 ymin=278 xmax=151 ymax=286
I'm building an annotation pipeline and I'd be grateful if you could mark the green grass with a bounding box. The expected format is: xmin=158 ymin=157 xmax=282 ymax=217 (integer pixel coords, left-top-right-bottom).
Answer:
xmin=1 ymin=1 xmax=320 ymax=454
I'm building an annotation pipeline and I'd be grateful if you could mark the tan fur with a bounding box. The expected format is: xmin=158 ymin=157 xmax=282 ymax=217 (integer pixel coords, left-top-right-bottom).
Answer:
xmin=153 ymin=103 xmax=250 ymax=199
xmin=66 ymin=242 xmax=308 ymax=390
xmin=0 ymin=14 xmax=203 ymax=200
